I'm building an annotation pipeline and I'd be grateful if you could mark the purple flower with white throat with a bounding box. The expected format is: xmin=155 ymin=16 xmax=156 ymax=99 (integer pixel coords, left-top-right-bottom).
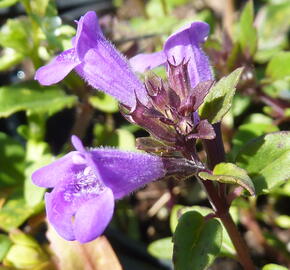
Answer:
xmin=32 ymin=136 xmax=197 ymax=243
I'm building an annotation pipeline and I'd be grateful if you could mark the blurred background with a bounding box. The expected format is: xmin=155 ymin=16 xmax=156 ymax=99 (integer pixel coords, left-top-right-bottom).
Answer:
xmin=0 ymin=0 xmax=289 ymax=269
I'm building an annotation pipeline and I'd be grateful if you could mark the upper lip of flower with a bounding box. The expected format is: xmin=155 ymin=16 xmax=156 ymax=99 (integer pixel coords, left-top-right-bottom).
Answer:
xmin=34 ymin=11 xmax=148 ymax=108
xmin=129 ymin=20 xmax=213 ymax=87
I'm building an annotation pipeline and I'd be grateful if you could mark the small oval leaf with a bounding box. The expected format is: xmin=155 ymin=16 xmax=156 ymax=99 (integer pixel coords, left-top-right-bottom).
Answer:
xmin=173 ymin=211 xmax=222 ymax=270
xmin=199 ymin=68 xmax=243 ymax=124
xmin=262 ymin=264 xmax=288 ymax=270
xmin=148 ymin=237 xmax=173 ymax=259
xmin=199 ymin=163 xmax=255 ymax=196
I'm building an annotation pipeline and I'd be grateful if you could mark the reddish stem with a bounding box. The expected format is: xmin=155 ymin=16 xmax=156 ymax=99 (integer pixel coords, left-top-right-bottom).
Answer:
xmin=199 ymin=123 xmax=256 ymax=270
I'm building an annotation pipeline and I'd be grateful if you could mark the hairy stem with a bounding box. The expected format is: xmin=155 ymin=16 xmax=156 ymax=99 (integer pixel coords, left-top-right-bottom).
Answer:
xmin=219 ymin=211 xmax=256 ymax=270
xmin=71 ymin=99 xmax=94 ymax=141
xmin=200 ymin=123 xmax=256 ymax=270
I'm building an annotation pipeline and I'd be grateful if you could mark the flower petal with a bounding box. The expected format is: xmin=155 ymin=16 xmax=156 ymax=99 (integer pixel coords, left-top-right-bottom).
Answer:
xmin=32 ymin=152 xmax=77 ymax=188
xmin=45 ymin=190 xmax=75 ymax=240
xmin=34 ymin=48 xmax=80 ymax=85
xmin=71 ymin=135 xmax=86 ymax=154
xmin=186 ymin=119 xmax=215 ymax=140
xmin=164 ymin=22 xmax=212 ymax=87
xmin=90 ymin=149 xmax=166 ymax=199
xmin=73 ymin=188 xmax=114 ymax=243
xmin=129 ymin=51 xmax=166 ymax=73
xmin=74 ymin=11 xmax=103 ymax=59
xmin=44 ymin=161 xmax=107 ymax=242
xmin=76 ymin=46 xmax=147 ymax=107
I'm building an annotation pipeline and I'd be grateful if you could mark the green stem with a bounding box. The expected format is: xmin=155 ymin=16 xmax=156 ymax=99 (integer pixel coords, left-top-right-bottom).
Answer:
xmin=21 ymin=0 xmax=42 ymax=69
xmin=160 ymin=0 xmax=168 ymax=16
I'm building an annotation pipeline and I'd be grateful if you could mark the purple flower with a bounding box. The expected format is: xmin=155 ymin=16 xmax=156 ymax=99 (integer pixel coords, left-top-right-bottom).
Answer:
xmin=35 ymin=10 xmax=216 ymax=157
xmin=33 ymin=12 xmax=216 ymax=243
xmin=32 ymin=136 xmax=196 ymax=243
xmin=129 ymin=22 xmax=213 ymax=88
xmin=35 ymin=11 xmax=147 ymax=107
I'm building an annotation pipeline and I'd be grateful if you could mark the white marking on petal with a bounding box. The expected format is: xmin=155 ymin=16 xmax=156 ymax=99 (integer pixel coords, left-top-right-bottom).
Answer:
xmin=72 ymin=153 xmax=86 ymax=165
xmin=83 ymin=166 xmax=91 ymax=176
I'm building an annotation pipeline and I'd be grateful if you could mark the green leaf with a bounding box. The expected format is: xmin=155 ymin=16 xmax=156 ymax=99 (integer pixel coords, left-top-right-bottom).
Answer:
xmin=167 ymin=0 xmax=189 ymax=8
xmin=38 ymin=16 xmax=67 ymax=50
xmin=274 ymin=215 xmax=290 ymax=229
xmin=170 ymin=205 xmax=236 ymax=258
xmin=0 ymin=18 xmax=31 ymax=55
xmin=0 ymin=82 xmax=77 ymax=118
xmin=170 ymin=205 xmax=212 ymax=233
xmin=229 ymin=122 xmax=279 ymax=161
xmin=0 ymin=195 xmax=39 ymax=232
xmin=255 ymin=1 xmax=290 ymax=63
xmin=148 ymin=237 xmax=173 ymax=259
xmin=146 ymin=0 xmax=166 ymax=18
xmin=244 ymin=113 xmax=274 ymax=124
xmin=30 ymin=0 xmax=50 ymax=16
xmin=24 ymin=141 xmax=53 ymax=206
xmin=0 ymin=132 xmax=25 ymax=187
xmin=89 ymin=93 xmax=118 ymax=113
xmin=9 ymin=231 xmax=39 ymax=247
xmin=231 ymin=94 xmax=251 ymax=117
xmin=0 ymin=49 xmax=23 ymax=71
xmin=0 ymin=0 xmax=18 ymax=8
xmin=262 ymin=80 xmax=290 ymax=99
xmin=199 ymin=163 xmax=255 ymax=196
xmin=236 ymin=131 xmax=290 ymax=194
xmin=262 ymin=264 xmax=288 ymax=270
xmin=266 ymin=52 xmax=290 ymax=81
xmin=199 ymin=68 xmax=243 ymax=124
xmin=0 ymin=234 xmax=12 ymax=261
xmin=173 ymin=211 xmax=222 ymax=270
xmin=105 ymin=129 xmax=136 ymax=151
xmin=130 ymin=16 xmax=178 ymax=35
xmin=5 ymin=245 xmax=47 ymax=268
xmin=219 ymin=228 xmax=236 ymax=258
xmin=271 ymin=182 xmax=290 ymax=197
xmin=5 ymin=231 xmax=50 ymax=269
xmin=238 ymin=0 xmax=257 ymax=57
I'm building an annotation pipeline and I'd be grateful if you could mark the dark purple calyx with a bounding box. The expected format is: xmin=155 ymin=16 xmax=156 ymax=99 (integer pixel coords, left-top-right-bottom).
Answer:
xmin=121 ymin=60 xmax=216 ymax=152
